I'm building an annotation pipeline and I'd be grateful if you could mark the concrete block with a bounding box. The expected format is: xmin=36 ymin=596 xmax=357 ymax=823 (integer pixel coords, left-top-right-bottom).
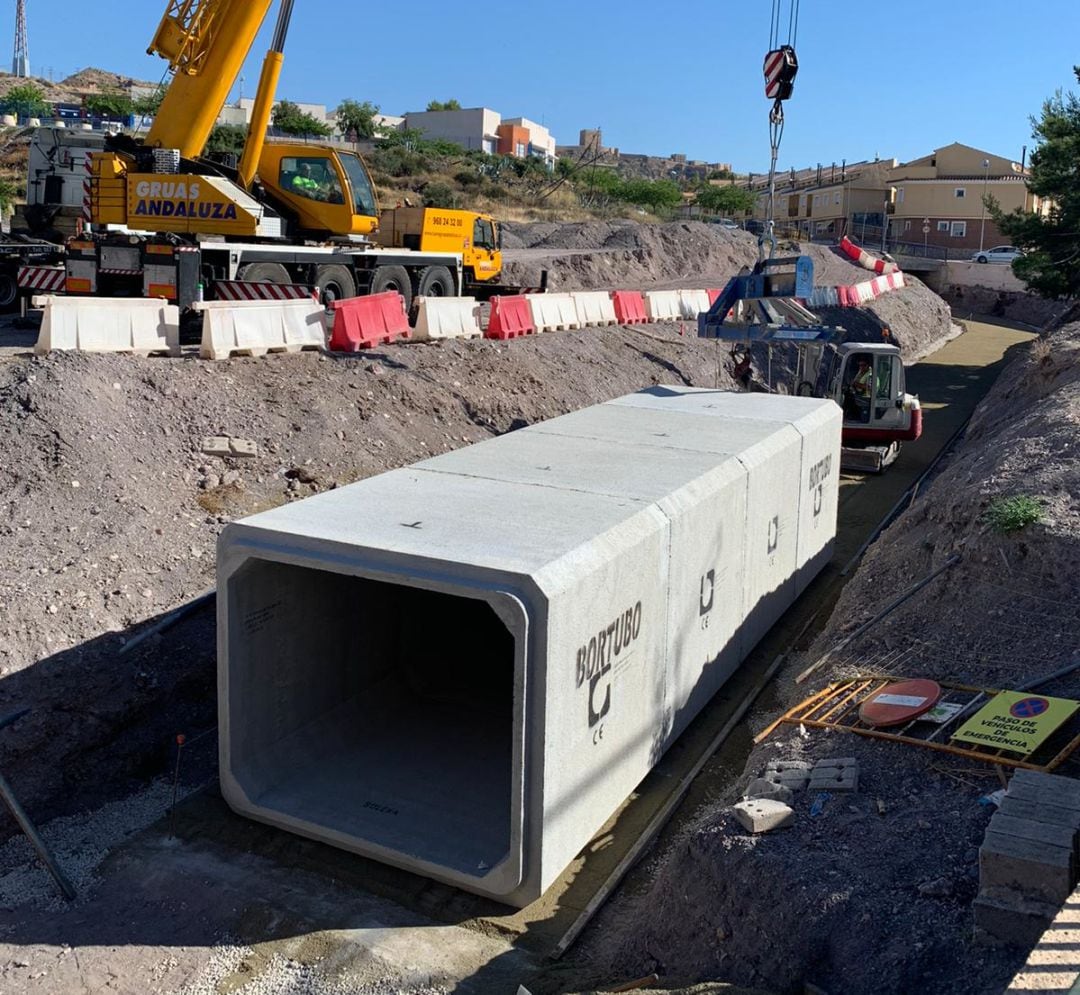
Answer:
xmin=974 ymin=887 xmax=1058 ymax=948
xmin=764 ymin=760 xmax=812 ymax=792
xmin=998 ymin=795 xmax=1080 ymax=834
xmin=412 ymin=296 xmax=482 ymax=341
xmin=733 ymin=799 xmax=795 ymax=834
xmin=743 ymin=777 xmax=794 ymax=805
xmin=980 ymin=831 xmax=1074 ymax=905
xmin=808 ymin=757 xmax=859 ymax=792
xmin=1010 ymin=769 xmax=1080 ymax=805
xmin=217 ymin=388 xmax=840 ymax=905
xmin=202 ymin=437 xmax=258 ymax=459
xmin=989 ymin=811 xmax=1078 ymax=863
xmin=1005 ymin=778 xmax=1080 ymax=814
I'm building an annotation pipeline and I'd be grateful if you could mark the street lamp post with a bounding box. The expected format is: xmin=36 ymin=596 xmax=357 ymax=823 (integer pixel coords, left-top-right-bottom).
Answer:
xmin=979 ymin=158 xmax=990 ymax=253
xmin=923 ymin=217 xmax=930 ymax=256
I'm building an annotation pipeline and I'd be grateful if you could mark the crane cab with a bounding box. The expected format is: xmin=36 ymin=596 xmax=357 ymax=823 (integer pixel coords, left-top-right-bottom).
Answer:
xmin=259 ymin=144 xmax=380 ymax=239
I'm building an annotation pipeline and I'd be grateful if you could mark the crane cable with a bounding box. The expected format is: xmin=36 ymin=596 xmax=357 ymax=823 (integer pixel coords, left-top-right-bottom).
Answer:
xmin=761 ymin=0 xmax=800 ymax=263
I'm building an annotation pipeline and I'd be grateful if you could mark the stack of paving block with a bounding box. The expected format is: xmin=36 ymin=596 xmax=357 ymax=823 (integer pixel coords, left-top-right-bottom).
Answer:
xmin=733 ymin=757 xmax=860 ymax=834
xmin=975 ymin=770 xmax=1080 ymax=946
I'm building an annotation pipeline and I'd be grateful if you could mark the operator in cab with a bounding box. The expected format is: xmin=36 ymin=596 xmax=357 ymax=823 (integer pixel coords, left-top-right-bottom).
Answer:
xmin=292 ymin=163 xmax=319 ymax=196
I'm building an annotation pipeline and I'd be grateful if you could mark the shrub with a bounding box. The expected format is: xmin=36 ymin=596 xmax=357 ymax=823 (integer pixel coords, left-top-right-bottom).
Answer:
xmin=984 ymin=495 xmax=1044 ymax=534
xmin=423 ymin=181 xmax=456 ymax=208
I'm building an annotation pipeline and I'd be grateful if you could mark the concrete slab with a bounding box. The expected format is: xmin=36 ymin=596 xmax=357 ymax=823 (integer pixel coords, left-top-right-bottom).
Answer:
xmin=218 ymin=389 xmax=840 ymax=905
xmin=1004 ymin=884 xmax=1080 ymax=992
xmin=743 ymin=777 xmax=794 ymax=805
xmin=990 ymin=811 xmax=1078 ymax=864
xmin=764 ymin=760 xmax=812 ymax=792
xmin=808 ymin=757 xmax=859 ymax=793
xmin=1007 ymin=779 xmax=1080 ymax=813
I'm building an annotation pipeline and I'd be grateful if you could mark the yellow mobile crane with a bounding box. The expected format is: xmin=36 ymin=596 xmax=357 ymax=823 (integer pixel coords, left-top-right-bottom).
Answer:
xmin=67 ymin=0 xmax=528 ymax=309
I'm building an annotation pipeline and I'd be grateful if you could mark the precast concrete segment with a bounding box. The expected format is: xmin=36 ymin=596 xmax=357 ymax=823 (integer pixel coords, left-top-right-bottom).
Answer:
xmin=218 ymin=390 xmax=841 ymax=906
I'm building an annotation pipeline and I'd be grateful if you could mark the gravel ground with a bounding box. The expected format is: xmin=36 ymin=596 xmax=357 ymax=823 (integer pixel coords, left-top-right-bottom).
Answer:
xmin=572 ymin=320 xmax=1080 ymax=995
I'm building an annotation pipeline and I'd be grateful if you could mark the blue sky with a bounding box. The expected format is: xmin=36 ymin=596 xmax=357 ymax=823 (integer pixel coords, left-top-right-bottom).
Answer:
xmin=10 ymin=0 xmax=1079 ymax=172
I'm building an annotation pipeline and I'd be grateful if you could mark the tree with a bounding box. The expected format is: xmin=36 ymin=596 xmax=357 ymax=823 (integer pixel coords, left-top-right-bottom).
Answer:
xmin=335 ymin=99 xmax=379 ymax=140
xmin=84 ymin=90 xmax=134 ymax=119
xmin=426 ymin=99 xmax=462 ymax=112
xmin=991 ymin=73 xmax=1080 ymax=298
xmin=1 ymin=82 xmax=49 ymax=119
xmin=132 ymin=88 xmax=165 ymax=117
xmin=0 ymin=178 xmax=17 ymax=216
xmin=206 ymin=124 xmax=247 ymax=157
xmin=272 ymin=100 xmax=332 ymax=137
xmin=618 ymin=178 xmax=683 ymax=212
xmin=708 ymin=168 xmax=734 ymax=181
xmin=696 ymin=183 xmax=756 ymax=216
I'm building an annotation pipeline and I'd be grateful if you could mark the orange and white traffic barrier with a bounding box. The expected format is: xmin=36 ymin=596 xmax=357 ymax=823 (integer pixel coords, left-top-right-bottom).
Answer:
xmin=840 ymin=236 xmax=899 ymax=275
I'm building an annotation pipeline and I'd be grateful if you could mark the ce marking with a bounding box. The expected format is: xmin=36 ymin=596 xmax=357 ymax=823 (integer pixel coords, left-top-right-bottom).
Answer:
xmin=592 ymin=724 xmax=605 ymax=745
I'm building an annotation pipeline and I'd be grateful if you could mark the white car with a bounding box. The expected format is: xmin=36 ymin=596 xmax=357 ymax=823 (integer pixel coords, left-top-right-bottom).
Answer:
xmin=972 ymin=245 xmax=1022 ymax=264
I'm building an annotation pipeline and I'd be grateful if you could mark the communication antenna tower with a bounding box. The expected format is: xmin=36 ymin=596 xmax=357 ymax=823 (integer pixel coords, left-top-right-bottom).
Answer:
xmin=13 ymin=0 xmax=30 ymax=78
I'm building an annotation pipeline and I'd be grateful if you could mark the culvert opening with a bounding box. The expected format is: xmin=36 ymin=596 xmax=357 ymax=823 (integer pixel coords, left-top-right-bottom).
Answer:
xmin=224 ymin=560 xmax=516 ymax=877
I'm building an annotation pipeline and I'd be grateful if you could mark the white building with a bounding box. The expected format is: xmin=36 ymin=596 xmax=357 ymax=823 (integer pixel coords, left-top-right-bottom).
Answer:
xmin=402 ymin=107 xmax=502 ymax=154
xmin=503 ymin=116 xmax=556 ymax=164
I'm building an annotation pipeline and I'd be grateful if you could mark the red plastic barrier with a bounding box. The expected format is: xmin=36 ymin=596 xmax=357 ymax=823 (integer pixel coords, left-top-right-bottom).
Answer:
xmin=837 ymin=285 xmax=855 ymax=308
xmin=486 ymin=296 xmax=535 ymax=340
xmin=707 ymin=288 xmax=722 ymax=306
xmin=611 ymin=290 xmax=648 ymax=325
xmin=328 ymin=292 xmax=410 ymax=351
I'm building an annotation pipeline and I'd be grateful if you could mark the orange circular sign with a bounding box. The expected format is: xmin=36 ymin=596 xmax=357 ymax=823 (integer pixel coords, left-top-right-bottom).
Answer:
xmin=859 ymin=679 xmax=942 ymax=728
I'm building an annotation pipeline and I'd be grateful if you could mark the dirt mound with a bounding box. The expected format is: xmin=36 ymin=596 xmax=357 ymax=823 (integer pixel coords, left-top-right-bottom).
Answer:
xmin=579 ymin=322 xmax=1080 ymax=995
xmin=502 ymin=221 xmax=953 ymax=360
xmin=0 ymin=324 xmax=741 ymax=830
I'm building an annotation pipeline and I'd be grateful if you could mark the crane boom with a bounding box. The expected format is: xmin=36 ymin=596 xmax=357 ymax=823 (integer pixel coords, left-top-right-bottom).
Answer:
xmin=146 ymin=0 xmax=274 ymax=159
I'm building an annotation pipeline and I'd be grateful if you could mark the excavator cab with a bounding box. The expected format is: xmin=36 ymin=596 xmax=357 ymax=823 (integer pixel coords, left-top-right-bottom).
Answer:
xmin=828 ymin=342 xmax=922 ymax=471
xmin=259 ymin=144 xmax=379 ymax=238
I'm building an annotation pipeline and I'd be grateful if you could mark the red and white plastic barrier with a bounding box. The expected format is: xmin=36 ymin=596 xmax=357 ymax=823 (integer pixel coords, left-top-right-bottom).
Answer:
xmin=840 ymin=236 xmax=899 ymax=275
xmin=412 ymin=296 xmax=483 ymax=341
xmin=611 ymin=291 xmax=648 ymax=324
xmin=487 ymin=296 xmax=535 ymax=340
xmin=528 ymin=293 xmax=580 ymax=332
xmin=197 ymin=298 xmax=327 ymax=360
xmin=572 ymin=291 xmax=618 ymax=327
xmin=34 ymin=296 xmax=179 ymax=356
xmin=808 ymin=272 xmax=907 ymax=310
xmin=328 ymin=291 xmax=410 ymax=351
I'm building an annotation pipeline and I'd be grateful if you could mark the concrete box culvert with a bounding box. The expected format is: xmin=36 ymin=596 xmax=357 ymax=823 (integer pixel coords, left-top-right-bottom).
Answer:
xmin=218 ymin=388 xmax=841 ymax=906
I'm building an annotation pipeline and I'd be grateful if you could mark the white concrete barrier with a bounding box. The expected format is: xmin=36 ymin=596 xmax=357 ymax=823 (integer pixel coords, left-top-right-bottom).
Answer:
xmin=218 ymin=387 xmax=841 ymax=907
xmin=527 ymin=293 xmax=580 ymax=332
xmin=678 ymin=289 xmax=712 ymax=319
xmin=412 ymin=296 xmax=482 ymax=341
xmin=198 ymin=298 xmax=327 ymax=360
xmin=34 ymin=296 xmax=180 ymax=357
xmin=644 ymin=290 xmax=682 ymax=322
xmin=571 ymin=291 xmax=618 ymax=327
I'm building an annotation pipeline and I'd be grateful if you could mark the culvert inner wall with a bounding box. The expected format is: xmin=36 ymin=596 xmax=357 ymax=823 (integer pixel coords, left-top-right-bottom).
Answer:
xmin=218 ymin=388 xmax=842 ymax=906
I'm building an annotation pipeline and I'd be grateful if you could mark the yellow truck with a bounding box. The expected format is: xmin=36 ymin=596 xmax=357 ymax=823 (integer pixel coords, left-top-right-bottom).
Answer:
xmin=55 ymin=0 xmax=541 ymax=312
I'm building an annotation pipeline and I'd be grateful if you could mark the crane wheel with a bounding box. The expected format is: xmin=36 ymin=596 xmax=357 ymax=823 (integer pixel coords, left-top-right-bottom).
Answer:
xmin=237 ymin=262 xmax=292 ymax=286
xmin=416 ymin=265 xmax=455 ymax=298
xmin=315 ymin=265 xmax=357 ymax=307
xmin=0 ymin=272 xmax=18 ymax=312
xmin=369 ymin=265 xmax=413 ymax=314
